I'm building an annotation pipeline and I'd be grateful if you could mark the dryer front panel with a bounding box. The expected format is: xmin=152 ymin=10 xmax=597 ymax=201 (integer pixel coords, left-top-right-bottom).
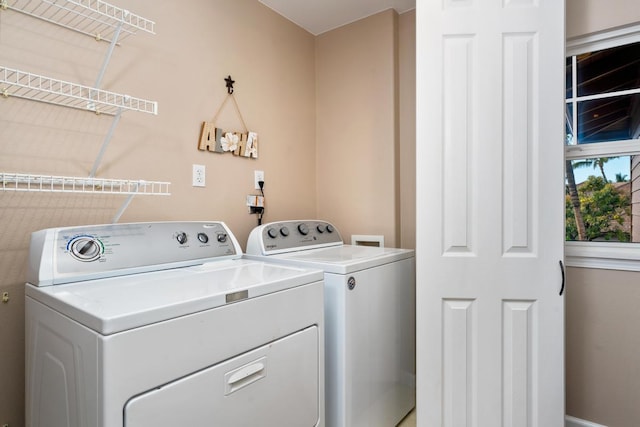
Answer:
xmin=123 ymin=326 xmax=319 ymax=427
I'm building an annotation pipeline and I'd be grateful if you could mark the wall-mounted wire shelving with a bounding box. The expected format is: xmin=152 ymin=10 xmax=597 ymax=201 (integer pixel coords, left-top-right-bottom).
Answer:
xmin=0 ymin=173 xmax=170 ymax=195
xmin=0 ymin=173 xmax=171 ymax=223
xmin=0 ymin=66 xmax=158 ymax=115
xmin=0 ymin=0 xmax=168 ymax=222
xmin=0 ymin=0 xmax=155 ymax=43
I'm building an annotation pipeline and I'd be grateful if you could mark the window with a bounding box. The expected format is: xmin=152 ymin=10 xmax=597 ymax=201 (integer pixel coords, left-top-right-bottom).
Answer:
xmin=565 ymin=24 xmax=640 ymax=271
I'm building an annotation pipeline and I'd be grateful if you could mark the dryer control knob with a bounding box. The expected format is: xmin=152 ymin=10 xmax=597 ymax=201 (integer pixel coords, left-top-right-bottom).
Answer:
xmin=197 ymin=232 xmax=209 ymax=244
xmin=317 ymin=224 xmax=326 ymax=233
xmin=176 ymin=232 xmax=188 ymax=245
xmin=267 ymin=228 xmax=278 ymax=239
xmin=217 ymin=233 xmax=228 ymax=243
xmin=280 ymin=226 xmax=290 ymax=237
xmin=298 ymin=224 xmax=309 ymax=235
xmin=326 ymin=224 xmax=334 ymax=233
xmin=70 ymin=237 xmax=101 ymax=262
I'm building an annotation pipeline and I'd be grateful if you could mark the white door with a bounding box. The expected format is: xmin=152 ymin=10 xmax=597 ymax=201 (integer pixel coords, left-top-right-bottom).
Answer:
xmin=416 ymin=1 xmax=565 ymax=426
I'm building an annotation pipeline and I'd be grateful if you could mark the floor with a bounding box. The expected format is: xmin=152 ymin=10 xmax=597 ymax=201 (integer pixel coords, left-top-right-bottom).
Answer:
xmin=397 ymin=409 xmax=416 ymax=426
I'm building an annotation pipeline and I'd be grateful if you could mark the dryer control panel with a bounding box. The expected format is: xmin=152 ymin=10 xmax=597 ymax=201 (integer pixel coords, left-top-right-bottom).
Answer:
xmin=27 ymin=221 xmax=242 ymax=286
xmin=246 ymin=220 xmax=343 ymax=255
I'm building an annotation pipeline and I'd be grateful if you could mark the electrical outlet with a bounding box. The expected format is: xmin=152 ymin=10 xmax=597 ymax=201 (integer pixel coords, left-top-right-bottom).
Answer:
xmin=193 ymin=164 xmax=205 ymax=187
xmin=254 ymin=170 xmax=264 ymax=190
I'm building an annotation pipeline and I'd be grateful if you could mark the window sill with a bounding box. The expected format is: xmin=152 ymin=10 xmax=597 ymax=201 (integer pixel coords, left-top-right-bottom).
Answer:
xmin=565 ymin=241 xmax=640 ymax=271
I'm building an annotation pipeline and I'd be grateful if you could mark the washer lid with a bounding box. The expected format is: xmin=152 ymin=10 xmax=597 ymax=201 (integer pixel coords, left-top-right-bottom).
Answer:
xmin=25 ymin=260 xmax=323 ymax=335
xmin=259 ymin=245 xmax=414 ymax=274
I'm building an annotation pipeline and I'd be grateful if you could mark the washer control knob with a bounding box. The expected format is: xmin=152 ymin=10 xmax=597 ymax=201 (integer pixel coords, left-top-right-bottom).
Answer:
xmin=217 ymin=233 xmax=228 ymax=243
xmin=280 ymin=226 xmax=290 ymax=237
xmin=317 ymin=224 xmax=326 ymax=233
xmin=298 ymin=224 xmax=309 ymax=235
xmin=176 ymin=232 xmax=188 ymax=245
xmin=197 ymin=232 xmax=209 ymax=244
xmin=267 ymin=228 xmax=278 ymax=239
xmin=326 ymin=224 xmax=334 ymax=233
xmin=70 ymin=237 xmax=101 ymax=262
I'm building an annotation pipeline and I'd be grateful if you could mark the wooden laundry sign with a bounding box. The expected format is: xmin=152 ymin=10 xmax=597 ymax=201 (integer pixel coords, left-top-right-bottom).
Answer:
xmin=197 ymin=76 xmax=258 ymax=159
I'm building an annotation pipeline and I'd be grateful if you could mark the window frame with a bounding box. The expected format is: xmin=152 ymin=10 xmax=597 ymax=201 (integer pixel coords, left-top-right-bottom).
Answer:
xmin=565 ymin=22 xmax=640 ymax=271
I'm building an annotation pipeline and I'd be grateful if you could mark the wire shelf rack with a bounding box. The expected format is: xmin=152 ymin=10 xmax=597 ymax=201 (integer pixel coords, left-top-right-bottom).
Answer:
xmin=0 ymin=0 xmax=155 ymax=43
xmin=0 ymin=173 xmax=171 ymax=195
xmin=1 ymin=1 xmax=164 ymax=221
xmin=0 ymin=66 xmax=158 ymax=115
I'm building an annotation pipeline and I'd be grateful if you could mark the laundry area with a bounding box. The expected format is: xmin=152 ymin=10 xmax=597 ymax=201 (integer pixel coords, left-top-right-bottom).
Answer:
xmin=0 ymin=1 xmax=416 ymax=425
xmin=2 ymin=1 xmax=640 ymax=427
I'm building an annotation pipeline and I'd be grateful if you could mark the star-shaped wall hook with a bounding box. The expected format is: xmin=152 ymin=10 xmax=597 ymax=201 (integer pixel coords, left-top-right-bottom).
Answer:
xmin=225 ymin=75 xmax=235 ymax=94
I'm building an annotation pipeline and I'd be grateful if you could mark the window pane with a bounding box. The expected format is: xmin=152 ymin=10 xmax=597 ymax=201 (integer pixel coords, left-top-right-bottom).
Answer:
xmin=565 ymin=155 xmax=639 ymax=242
xmin=566 ymin=56 xmax=573 ymax=99
xmin=565 ymin=102 xmax=574 ymax=145
xmin=576 ymin=94 xmax=640 ymax=144
xmin=576 ymin=41 xmax=640 ymax=97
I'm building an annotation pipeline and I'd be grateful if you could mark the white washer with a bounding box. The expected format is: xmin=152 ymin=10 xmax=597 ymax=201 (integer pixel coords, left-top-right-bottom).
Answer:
xmin=25 ymin=221 xmax=324 ymax=427
xmin=246 ymin=220 xmax=415 ymax=427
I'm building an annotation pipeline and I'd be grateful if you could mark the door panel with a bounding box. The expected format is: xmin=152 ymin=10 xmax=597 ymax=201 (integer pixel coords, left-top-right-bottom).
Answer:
xmin=442 ymin=35 xmax=475 ymax=255
xmin=502 ymin=300 xmax=536 ymax=426
xmin=502 ymin=32 xmax=537 ymax=256
xmin=442 ymin=299 xmax=475 ymax=427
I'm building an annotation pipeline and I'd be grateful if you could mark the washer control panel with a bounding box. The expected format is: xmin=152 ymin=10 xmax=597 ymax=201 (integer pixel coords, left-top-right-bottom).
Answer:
xmin=28 ymin=221 xmax=242 ymax=286
xmin=247 ymin=220 xmax=343 ymax=255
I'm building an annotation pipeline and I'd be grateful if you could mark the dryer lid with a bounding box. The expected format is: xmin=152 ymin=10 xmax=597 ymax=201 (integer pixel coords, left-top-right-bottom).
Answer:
xmin=25 ymin=259 xmax=323 ymax=335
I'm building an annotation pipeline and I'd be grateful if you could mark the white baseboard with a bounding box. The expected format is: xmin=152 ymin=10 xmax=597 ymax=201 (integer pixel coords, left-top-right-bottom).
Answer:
xmin=566 ymin=415 xmax=607 ymax=427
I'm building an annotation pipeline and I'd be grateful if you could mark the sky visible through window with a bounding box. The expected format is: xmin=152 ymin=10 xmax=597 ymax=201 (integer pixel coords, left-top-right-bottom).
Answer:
xmin=571 ymin=156 xmax=630 ymax=184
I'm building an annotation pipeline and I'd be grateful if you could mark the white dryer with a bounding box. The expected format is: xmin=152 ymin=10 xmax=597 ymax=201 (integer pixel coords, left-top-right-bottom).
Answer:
xmin=25 ymin=221 xmax=324 ymax=427
xmin=246 ymin=220 xmax=415 ymax=427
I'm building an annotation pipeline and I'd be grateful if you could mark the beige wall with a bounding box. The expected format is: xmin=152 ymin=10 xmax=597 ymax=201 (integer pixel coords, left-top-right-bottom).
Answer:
xmin=0 ymin=1 xmax=317 ymax=424
xmin=566 ymin=267 xmax=640 ymax=427
xmin=315 ymin=10 xmax=401 ymax=248
xmin=399 ymin=10 xmax=416 ymax=250
xmin=567 ymin=0 xmax=640 ymax=39
xmin=566 ymin=2 xmax=640 ymax=426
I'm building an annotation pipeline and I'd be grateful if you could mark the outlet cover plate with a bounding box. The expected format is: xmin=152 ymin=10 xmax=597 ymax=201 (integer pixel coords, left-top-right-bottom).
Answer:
xmin=254 ymin=170 xmax=264 ymax=190
xmin=193 ymin=164 xmax=205 ymax=187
